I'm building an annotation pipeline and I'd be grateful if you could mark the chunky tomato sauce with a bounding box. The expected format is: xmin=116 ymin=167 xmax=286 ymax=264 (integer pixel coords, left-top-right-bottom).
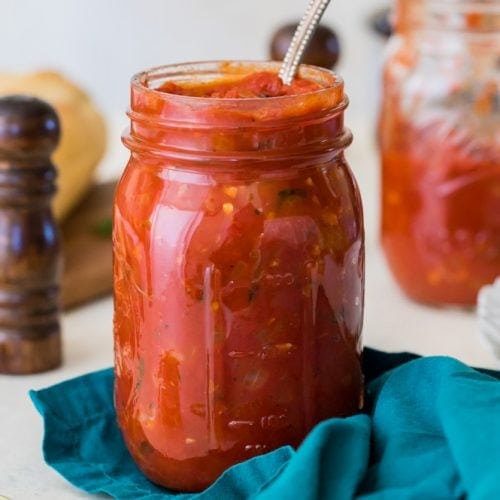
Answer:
xmin=114 ymin=63 xmax=364 ymax=491
xmin=379 ymin=1 xmax=500 ymax=306
xmin=158 ymin=71 xmax=322 ymax=98
xmin=381 ymin=82 xmax=500 ymax=305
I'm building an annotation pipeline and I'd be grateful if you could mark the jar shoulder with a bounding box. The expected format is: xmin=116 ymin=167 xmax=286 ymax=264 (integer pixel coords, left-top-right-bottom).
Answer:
xmin=113 ymin=156 xmax=364 ymax=284
xmin=115 ymin=156 xmax=363 ymax=231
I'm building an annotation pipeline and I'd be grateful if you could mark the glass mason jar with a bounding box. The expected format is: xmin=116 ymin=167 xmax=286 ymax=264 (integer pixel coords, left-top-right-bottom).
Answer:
xmin=379 ymin=0 xmax=500 ymax=306
xmin=113 ymin=61 xmax=364 ymax=492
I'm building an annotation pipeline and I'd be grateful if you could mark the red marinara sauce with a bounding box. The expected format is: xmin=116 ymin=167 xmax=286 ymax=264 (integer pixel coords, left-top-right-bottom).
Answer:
xmin=379 ymin=1 xmax=500 ymax=306
xmin=381 ymin=107 xmax=500 ymax=305
xmin=160 ymin=70 xmax=321 ymax=98
xmin=114 ymin=62 xmax=364 ymax=491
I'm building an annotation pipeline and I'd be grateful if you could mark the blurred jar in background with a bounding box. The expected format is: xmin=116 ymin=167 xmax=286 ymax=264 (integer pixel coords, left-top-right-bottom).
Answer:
xmin=379 ymin=0 xmax=500 ymax=306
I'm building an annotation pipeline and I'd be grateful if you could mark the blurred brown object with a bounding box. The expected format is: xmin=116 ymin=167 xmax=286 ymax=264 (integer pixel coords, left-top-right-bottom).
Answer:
xmin=0 ymin=96 xmax=62 ymax=374
xmin=370 ymin=7 xmax=393 ymax=38
xmin=61 ymin=181 xmax=115 ymax=310
xmin=0 ymin=71 xmax=107 ymax=221
xmin=270 ymin=23 xmax=341 ymax=70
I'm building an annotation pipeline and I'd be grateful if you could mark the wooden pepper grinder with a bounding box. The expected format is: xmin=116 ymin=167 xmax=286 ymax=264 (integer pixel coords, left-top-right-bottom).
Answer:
xmin=0 ymin=95 xmax=62 ymax=374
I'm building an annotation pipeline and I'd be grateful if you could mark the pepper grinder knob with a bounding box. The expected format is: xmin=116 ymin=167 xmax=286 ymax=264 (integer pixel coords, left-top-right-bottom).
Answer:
xmin=0 ymin=95 xmax=62 ymax=374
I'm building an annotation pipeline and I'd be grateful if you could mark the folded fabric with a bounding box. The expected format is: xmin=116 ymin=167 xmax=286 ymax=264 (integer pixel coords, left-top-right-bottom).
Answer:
xmin=30 ymin=349 xmax=500 ymax=500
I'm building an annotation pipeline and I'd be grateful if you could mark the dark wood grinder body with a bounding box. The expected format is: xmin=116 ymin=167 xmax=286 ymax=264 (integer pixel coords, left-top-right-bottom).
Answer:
xmin=0 ymin=96 xmax=62 ymax=374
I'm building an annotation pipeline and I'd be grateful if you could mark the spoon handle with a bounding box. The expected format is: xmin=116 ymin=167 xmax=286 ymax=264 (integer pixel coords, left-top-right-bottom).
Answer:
xmin=279 ymin=0 xmax=332 ymax=85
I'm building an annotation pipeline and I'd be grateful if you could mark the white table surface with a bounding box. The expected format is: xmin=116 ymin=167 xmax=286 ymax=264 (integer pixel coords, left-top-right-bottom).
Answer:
xmin=1 ymin=119 xmax=499 ymax=500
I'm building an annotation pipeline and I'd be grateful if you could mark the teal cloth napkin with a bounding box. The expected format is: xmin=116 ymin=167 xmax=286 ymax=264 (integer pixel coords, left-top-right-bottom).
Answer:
xmin=29 ymin=349 xmax=500 ymax=500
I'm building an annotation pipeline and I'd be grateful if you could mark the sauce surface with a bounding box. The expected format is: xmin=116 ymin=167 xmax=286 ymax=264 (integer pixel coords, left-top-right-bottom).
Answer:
xmin=158 ymin=71 xmax=322 ymax=98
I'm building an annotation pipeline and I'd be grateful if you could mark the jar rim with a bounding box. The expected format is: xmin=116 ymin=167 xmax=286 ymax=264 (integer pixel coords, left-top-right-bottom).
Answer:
xmin=125 ymin=61 xmax=351 ymax=163
xmin=131 ymin=60 xmax=344 ymax=107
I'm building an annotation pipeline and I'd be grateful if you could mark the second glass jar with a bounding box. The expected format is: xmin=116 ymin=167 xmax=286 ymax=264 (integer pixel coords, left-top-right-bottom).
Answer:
xmin=379 ymin=0 xmax=500 ymax=306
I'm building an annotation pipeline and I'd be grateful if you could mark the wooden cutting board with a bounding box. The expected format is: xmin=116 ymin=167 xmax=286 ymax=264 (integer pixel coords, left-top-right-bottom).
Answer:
xmin=61 ymin=181 xmax=116 ymax=310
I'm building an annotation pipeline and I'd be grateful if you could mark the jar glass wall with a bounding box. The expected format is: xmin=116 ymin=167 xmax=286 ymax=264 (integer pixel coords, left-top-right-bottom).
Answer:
xmin=113 ymin=61 xmax=364 ymax=491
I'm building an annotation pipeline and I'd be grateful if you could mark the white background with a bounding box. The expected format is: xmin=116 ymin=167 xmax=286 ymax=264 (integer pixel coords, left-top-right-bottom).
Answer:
xmin=0 ymin=0 xmax=385 ymax=119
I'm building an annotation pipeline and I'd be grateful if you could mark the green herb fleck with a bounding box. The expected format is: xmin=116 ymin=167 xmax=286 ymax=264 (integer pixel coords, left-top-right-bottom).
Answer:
xmin=248 ymin=284 xmax=259 ymax=302
xmin=93 ymin=217 xmax=112 ymax=238
xmin=139 ymin=440 xmax=154 ymax=455
xmin=278 ymin=188 xmax=307 ymax=201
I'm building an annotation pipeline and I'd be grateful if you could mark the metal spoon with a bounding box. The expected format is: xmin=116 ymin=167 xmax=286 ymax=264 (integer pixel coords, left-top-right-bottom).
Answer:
xmin=279 ymin=0 xmax=333 ymax=85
